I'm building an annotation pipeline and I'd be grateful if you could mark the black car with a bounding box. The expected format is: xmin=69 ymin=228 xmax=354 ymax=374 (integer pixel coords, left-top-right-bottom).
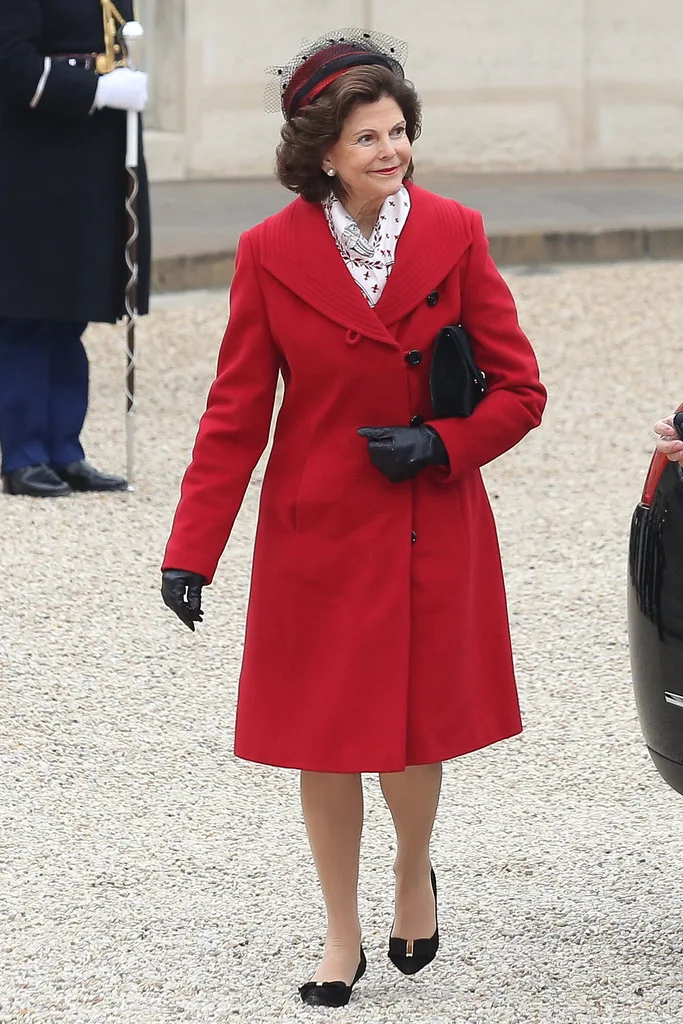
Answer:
xmin=629 ymin=409 xmax=683 ymax=794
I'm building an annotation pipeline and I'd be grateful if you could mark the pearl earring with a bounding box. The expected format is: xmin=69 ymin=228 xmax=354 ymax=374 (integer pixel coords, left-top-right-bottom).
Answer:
xmin=326 ymin=168 xmax=335 ymax=177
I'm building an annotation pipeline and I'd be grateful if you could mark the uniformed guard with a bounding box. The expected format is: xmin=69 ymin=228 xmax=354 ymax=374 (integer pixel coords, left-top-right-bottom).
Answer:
xmin=0 ymin=0 xmax=151 ymax=496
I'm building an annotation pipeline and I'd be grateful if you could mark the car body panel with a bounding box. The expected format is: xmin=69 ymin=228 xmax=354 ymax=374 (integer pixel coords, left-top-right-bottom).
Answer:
xmin=628 ymin=453 xmax=683 ymax=794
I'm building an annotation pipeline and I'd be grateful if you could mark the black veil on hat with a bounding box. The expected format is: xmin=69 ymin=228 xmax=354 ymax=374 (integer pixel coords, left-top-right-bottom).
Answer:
xmin=266 ymin=29 xmax=408 ymax=120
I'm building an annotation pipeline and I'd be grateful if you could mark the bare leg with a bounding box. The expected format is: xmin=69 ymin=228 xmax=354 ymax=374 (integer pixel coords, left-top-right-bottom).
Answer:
xmin=379 ymin=762 xmax=442 ymax=938
xmin=300 ymin=771 xmax=364 ymax=983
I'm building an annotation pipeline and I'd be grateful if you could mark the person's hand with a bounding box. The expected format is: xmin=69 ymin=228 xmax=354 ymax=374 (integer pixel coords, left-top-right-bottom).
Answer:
xmin=161 ymin=569 xmax=206 ymax=631
xmin=94 ymin=67 xmax=149 ymax=112
xmin=654 ymin=415 xmax=683 ymax=464
xmin=357 ymin=424 xmax=448 ymax=483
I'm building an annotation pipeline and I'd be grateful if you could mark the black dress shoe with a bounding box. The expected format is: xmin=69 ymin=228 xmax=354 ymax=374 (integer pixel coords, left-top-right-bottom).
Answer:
xmin=3 ymin=464 xmax=72 ymax=497
xmin=388 ymin=868 xmax=439 ymax=975
xmin=299 ymin=947 xmax=366 ymax=1007
xmin=55 ymin=460 xmax=128 ymax=492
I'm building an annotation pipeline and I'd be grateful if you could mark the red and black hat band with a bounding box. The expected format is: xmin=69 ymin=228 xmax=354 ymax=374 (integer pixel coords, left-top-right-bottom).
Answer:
xmin=284 ymin=50 xmax=395 ymax=119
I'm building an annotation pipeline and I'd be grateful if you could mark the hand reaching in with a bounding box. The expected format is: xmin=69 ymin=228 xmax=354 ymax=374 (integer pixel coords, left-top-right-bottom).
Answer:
xmin=654 ymin=414 xmax=683 ymax=464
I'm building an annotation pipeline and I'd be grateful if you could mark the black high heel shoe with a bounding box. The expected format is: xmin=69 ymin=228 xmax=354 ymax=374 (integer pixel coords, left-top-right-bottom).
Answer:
xmin=299 ymin=946 xmax=367 ymax=1007
xmin=388 ymin=868 xmax=439 ymax=975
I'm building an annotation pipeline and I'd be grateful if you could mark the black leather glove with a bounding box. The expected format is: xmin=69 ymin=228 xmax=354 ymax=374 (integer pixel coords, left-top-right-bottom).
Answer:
xmin=161 ymin=569 xmax=206 ymax=631
xmin=357 ymin=424 xmax=448 ymax=483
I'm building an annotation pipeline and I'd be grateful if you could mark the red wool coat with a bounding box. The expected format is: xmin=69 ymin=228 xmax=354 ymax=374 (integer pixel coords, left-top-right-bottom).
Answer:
xmin=163 ymin=183 xmax=547 ymax=773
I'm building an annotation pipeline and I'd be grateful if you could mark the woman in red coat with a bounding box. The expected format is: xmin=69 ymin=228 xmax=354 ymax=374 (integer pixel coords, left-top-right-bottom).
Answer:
xmin=162 ymin=31 xmax=546 ymax=1008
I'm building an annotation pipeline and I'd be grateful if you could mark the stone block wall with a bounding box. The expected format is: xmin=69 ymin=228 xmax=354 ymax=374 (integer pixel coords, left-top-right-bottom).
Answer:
xmin=140 ymin=0 xmax=683 ymax=180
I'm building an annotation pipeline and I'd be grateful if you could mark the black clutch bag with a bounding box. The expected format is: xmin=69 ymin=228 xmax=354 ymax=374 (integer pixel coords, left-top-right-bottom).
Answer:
xmin=429 ymin=324 xmax=487 ymax=419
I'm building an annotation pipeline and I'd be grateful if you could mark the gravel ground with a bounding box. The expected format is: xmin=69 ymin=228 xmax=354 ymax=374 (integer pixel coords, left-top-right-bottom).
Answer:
xmin=2 ymin=261 xmax=683 ymax=1024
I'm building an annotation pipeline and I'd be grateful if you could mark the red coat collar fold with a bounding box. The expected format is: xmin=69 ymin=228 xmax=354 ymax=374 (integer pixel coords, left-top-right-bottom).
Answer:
xmin=257 ymin=183 xmax=473 ymax=346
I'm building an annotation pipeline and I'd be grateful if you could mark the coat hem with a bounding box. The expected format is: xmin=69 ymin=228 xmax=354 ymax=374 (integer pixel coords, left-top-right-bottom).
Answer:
xmin=233 ymin=723 xmax=523 ymax=773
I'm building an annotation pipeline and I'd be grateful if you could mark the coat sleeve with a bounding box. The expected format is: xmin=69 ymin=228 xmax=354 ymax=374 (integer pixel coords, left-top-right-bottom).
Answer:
xmin=0 ymin=0 xmax=98 ymax=118
xmin=162 ymin=232 xmax=281 ymax=584
xmin=426 ymin=209 xmax=547 ymax=482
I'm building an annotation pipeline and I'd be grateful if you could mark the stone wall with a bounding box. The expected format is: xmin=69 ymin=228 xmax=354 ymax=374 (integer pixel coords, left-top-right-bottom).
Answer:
xmin=140 ymin=0 xmax=683 ymax=180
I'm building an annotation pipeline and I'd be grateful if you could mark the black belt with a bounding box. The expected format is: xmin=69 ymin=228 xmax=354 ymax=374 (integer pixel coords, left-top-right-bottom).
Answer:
xmin=47 ymin=53 xmax=98 ymax=72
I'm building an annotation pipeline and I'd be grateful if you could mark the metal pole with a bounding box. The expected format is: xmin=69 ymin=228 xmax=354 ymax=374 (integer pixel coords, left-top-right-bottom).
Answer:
xmin=121 ymin=20 xmax=144 ymax=491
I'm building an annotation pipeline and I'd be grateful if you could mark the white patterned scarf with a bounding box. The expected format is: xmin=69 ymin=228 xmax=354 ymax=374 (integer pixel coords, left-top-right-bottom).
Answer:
xmin=322 ymin=185 xmax=411 ymax=306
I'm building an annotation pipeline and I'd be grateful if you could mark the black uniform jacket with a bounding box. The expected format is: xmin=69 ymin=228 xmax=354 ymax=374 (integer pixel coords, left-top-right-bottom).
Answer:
xmin=0 ymin=0 xmax=150 ymax=323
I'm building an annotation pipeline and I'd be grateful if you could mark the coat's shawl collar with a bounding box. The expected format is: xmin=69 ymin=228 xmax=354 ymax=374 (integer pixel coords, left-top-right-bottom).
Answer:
xmin=373 ymin=184 xmax=472 ymax=325
xmin=257 ymin=184 xmax=473 ymax=343
xmin=258 ymin=197 xmax=396 ymax=345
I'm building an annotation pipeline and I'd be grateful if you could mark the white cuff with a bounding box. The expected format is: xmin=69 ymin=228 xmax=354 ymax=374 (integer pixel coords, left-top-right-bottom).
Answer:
xmin=29 ymin=56 xmax=51 ymax=109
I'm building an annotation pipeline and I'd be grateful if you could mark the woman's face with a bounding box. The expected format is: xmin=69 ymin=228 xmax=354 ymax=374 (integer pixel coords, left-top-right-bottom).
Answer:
xmin=322 ymin=95 xmax=412 ymax=211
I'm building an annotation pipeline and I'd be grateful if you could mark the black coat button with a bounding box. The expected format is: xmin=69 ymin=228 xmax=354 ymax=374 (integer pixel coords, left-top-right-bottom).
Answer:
xmin=410 ymin=415 xmax=425 ymax=426
xmin=426 ymin=291 xmax=439 ymax=307
xmin=405 ymin=350 xmax=423 ymax=366
xmin=411 ymin=530 xmax=417 ymax=543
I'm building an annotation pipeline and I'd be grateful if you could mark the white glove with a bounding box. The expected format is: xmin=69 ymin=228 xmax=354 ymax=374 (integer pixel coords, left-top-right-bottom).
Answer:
xmin=94 ymin=67 xmax=148 ymax=113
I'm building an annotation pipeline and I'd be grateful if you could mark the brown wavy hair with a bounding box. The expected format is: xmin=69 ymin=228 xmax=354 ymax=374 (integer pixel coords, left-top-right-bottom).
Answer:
xmin=275 ymin=65 xmax=422 ymax=204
